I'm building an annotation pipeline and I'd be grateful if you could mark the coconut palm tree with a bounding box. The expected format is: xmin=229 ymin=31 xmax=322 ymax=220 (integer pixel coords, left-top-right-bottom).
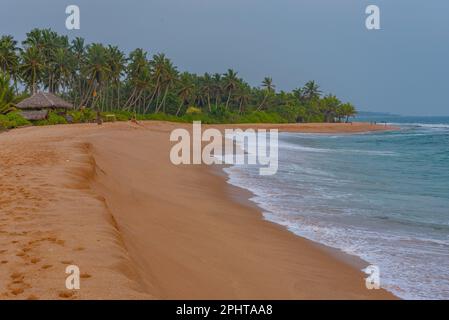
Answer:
xmin=223 ymin=69 xmax=239 ymax=110
xmin=81 ymin=43 xmax=111 ymax=108
xmin=176 ymin=73 xmax=194 ymax=116
xmin=20 ymin=46 xmax=44 ymax=94
xmin=155 ymin=58 xmax=178 ymax=113
xmin=303 ymin=80 xmax=322 ymax=101
xmin=320 ymin=94 xmax=341 ymax=123
xmin=0 ymin=36 xmax=19 ymax=88
xmin=106 ymin=45 xmax=126 ymax=109
xmin=49 ymin=47 xmax=74 ymax=93
xmin=235 ymin=84 xmax=251 ymax=114
xmin=211 ymin=73 xmax=222 ymax=108
xmin=200 ymin=73 xmax=214 ymax=112
xmin=69 ymin=37 xmax=86 ymax=106
xmin=257 ymin=77 xmax=275 ymax=111
xmin=125 ymin=48 xmax=150 ymax=111
xmin=0 ymin=72 xmax=18 ymax=114
xmin=338 ymin=102 xmax=357 ymax=123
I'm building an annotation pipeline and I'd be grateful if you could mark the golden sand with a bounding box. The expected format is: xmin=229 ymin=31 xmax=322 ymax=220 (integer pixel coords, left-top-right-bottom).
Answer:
xmin=0 ymin=122 xmax=396 ymax=299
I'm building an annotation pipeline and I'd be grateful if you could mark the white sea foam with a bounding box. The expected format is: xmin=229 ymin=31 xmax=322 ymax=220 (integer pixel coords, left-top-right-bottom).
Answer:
xmin=389 ymin=123 xmax=449 ymax=129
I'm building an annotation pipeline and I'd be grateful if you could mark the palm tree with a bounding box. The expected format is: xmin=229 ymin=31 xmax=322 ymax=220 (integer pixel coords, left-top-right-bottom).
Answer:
xmin=176 ymin=73 xmax=194 ymax=116
xmin=257 ymin=77 xmax=275 ymax=111
xmin=338 ymin=102 xmax=357 ymax=123
xmin=200 ymin=73 xmax=214 ymax=112
xmin=81 ymin=43 xmax=111 ymax=108
xmin=303 ymin=80 xmax=321 ymax=101
xmin=70 ymin=37 xmax=86 ymax=106
xmin=20 ymin=46 xmax=44 ymax=94
xmin=235 ymin=84 xmax=251 ymax=114
xmin=211 ymin=73 xmax=222 ymax=108
xmin=50 ymin=47 xmax=74 ymax=93
xmin=106 ymin=45 xmax=126 ymax=109
xmin=0 ymin=72 xmax=17 ymax=114
xmin=24 ymin=29 xmax=69 ymax=93
xmin=125 ymin=48 xmax=150 ymax=111
xmin=320 ymin=94 xmax=341 ymax=123
xmin=155 ymin=58 xmax=178 ymax=113
xmin=0 ymin=28 xmax=361 ymax=123
xmin=292 ymin=87 xmax=305 ymax=103
xmin=0 ymin=36 xmax=19 ymax=88
xmin=223 ymin=69 xmax=238 ymax=110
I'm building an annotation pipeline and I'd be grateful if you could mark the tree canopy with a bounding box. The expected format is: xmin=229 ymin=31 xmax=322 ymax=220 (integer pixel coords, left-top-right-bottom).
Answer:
xmin=0 ymin=29 xmax=357 ymax=123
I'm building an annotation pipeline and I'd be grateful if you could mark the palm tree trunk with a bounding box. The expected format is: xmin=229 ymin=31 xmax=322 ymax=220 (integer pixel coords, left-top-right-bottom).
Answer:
xmin=176 ymin=100 xmax=184 ymax=117
xmin=257 ymin=94 xmax=268 ymax=111
xmin=225 ymin=90 xmax=232 ymax=110
xmin=156 ymin=86 xmax=169 ymax=113
xmin=124 ymin=87 xmax=137 ymax=110
xmin=207 ymin=94 xmax=211 ymax=112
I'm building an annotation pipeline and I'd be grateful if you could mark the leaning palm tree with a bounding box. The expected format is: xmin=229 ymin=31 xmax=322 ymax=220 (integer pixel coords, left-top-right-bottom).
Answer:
xmin=176 ymin=73 xmax=194 ymax=116
xmin=222 ymin=69 xmax=239 ymax=110
xmin=125 ymin=49 xmax=150 ymax=111
xmin=235 ymin=84 xmax=251 ymax=114
xmin=155 ymin=58 xmax=178 ymax=113
xmin=257 ymin=77 xmax=275 ymax=110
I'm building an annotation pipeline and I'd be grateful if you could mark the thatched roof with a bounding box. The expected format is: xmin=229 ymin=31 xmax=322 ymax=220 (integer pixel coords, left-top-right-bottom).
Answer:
xmin=16 ymin=92 xmax=73 ymax=110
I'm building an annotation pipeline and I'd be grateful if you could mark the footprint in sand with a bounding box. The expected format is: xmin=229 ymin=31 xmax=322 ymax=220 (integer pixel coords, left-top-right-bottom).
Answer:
xmin=30 ymin=257 xmax=41 ymax=264
xmin=10 ymin=272 xmax=24 ymax=281
xmin=10 ymin=288 xmax=24 ymax=296
xmin=58 ymin=291 xmax=76 ymax=299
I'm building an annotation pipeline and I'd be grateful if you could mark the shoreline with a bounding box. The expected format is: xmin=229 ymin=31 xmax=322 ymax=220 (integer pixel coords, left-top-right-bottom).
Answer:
xmin=218 ymin=165 xmax=372 ymax=271
xmin=0 ymin=121 xmax=397 ymax=299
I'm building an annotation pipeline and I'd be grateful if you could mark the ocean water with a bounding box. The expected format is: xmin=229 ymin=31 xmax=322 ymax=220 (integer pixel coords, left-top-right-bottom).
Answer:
xmin=224 ymin=116 xmax=449 ymax=300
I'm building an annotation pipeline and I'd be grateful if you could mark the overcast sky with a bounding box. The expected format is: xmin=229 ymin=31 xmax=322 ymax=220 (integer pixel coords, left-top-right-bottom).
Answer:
xmin=1 ymin=0 xmax=448 ymax=116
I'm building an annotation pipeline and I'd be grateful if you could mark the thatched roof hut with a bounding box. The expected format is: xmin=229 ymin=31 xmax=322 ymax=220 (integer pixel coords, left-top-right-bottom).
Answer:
xmin=16 ymin=92 xmax=73 ymax=120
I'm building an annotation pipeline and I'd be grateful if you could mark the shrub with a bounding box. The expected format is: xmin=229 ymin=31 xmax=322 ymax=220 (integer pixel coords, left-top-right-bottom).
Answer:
xmin=34 ymin=111 xmax=68 ymax=126
xmin=185 ymin=106 xmax=202 ymax=115
xmin=68 ymin=108 xmax=96 ymax=123
xmin=0 ymin=112 xmax=31 ymax=129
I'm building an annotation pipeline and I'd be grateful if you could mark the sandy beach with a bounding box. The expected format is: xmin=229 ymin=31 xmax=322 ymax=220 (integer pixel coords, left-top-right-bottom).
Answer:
xmin=0 ymin=121 xmax=396 ymax=299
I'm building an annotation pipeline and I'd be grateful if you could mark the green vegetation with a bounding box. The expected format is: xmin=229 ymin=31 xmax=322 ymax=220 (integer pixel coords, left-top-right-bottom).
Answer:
xmin=0 ymin=112 xmax=30 ymax=129
xmin=0 ymin=28 xmax=357 ymax=126
xmin=0 ymin=72 xmax=17 ymax=115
